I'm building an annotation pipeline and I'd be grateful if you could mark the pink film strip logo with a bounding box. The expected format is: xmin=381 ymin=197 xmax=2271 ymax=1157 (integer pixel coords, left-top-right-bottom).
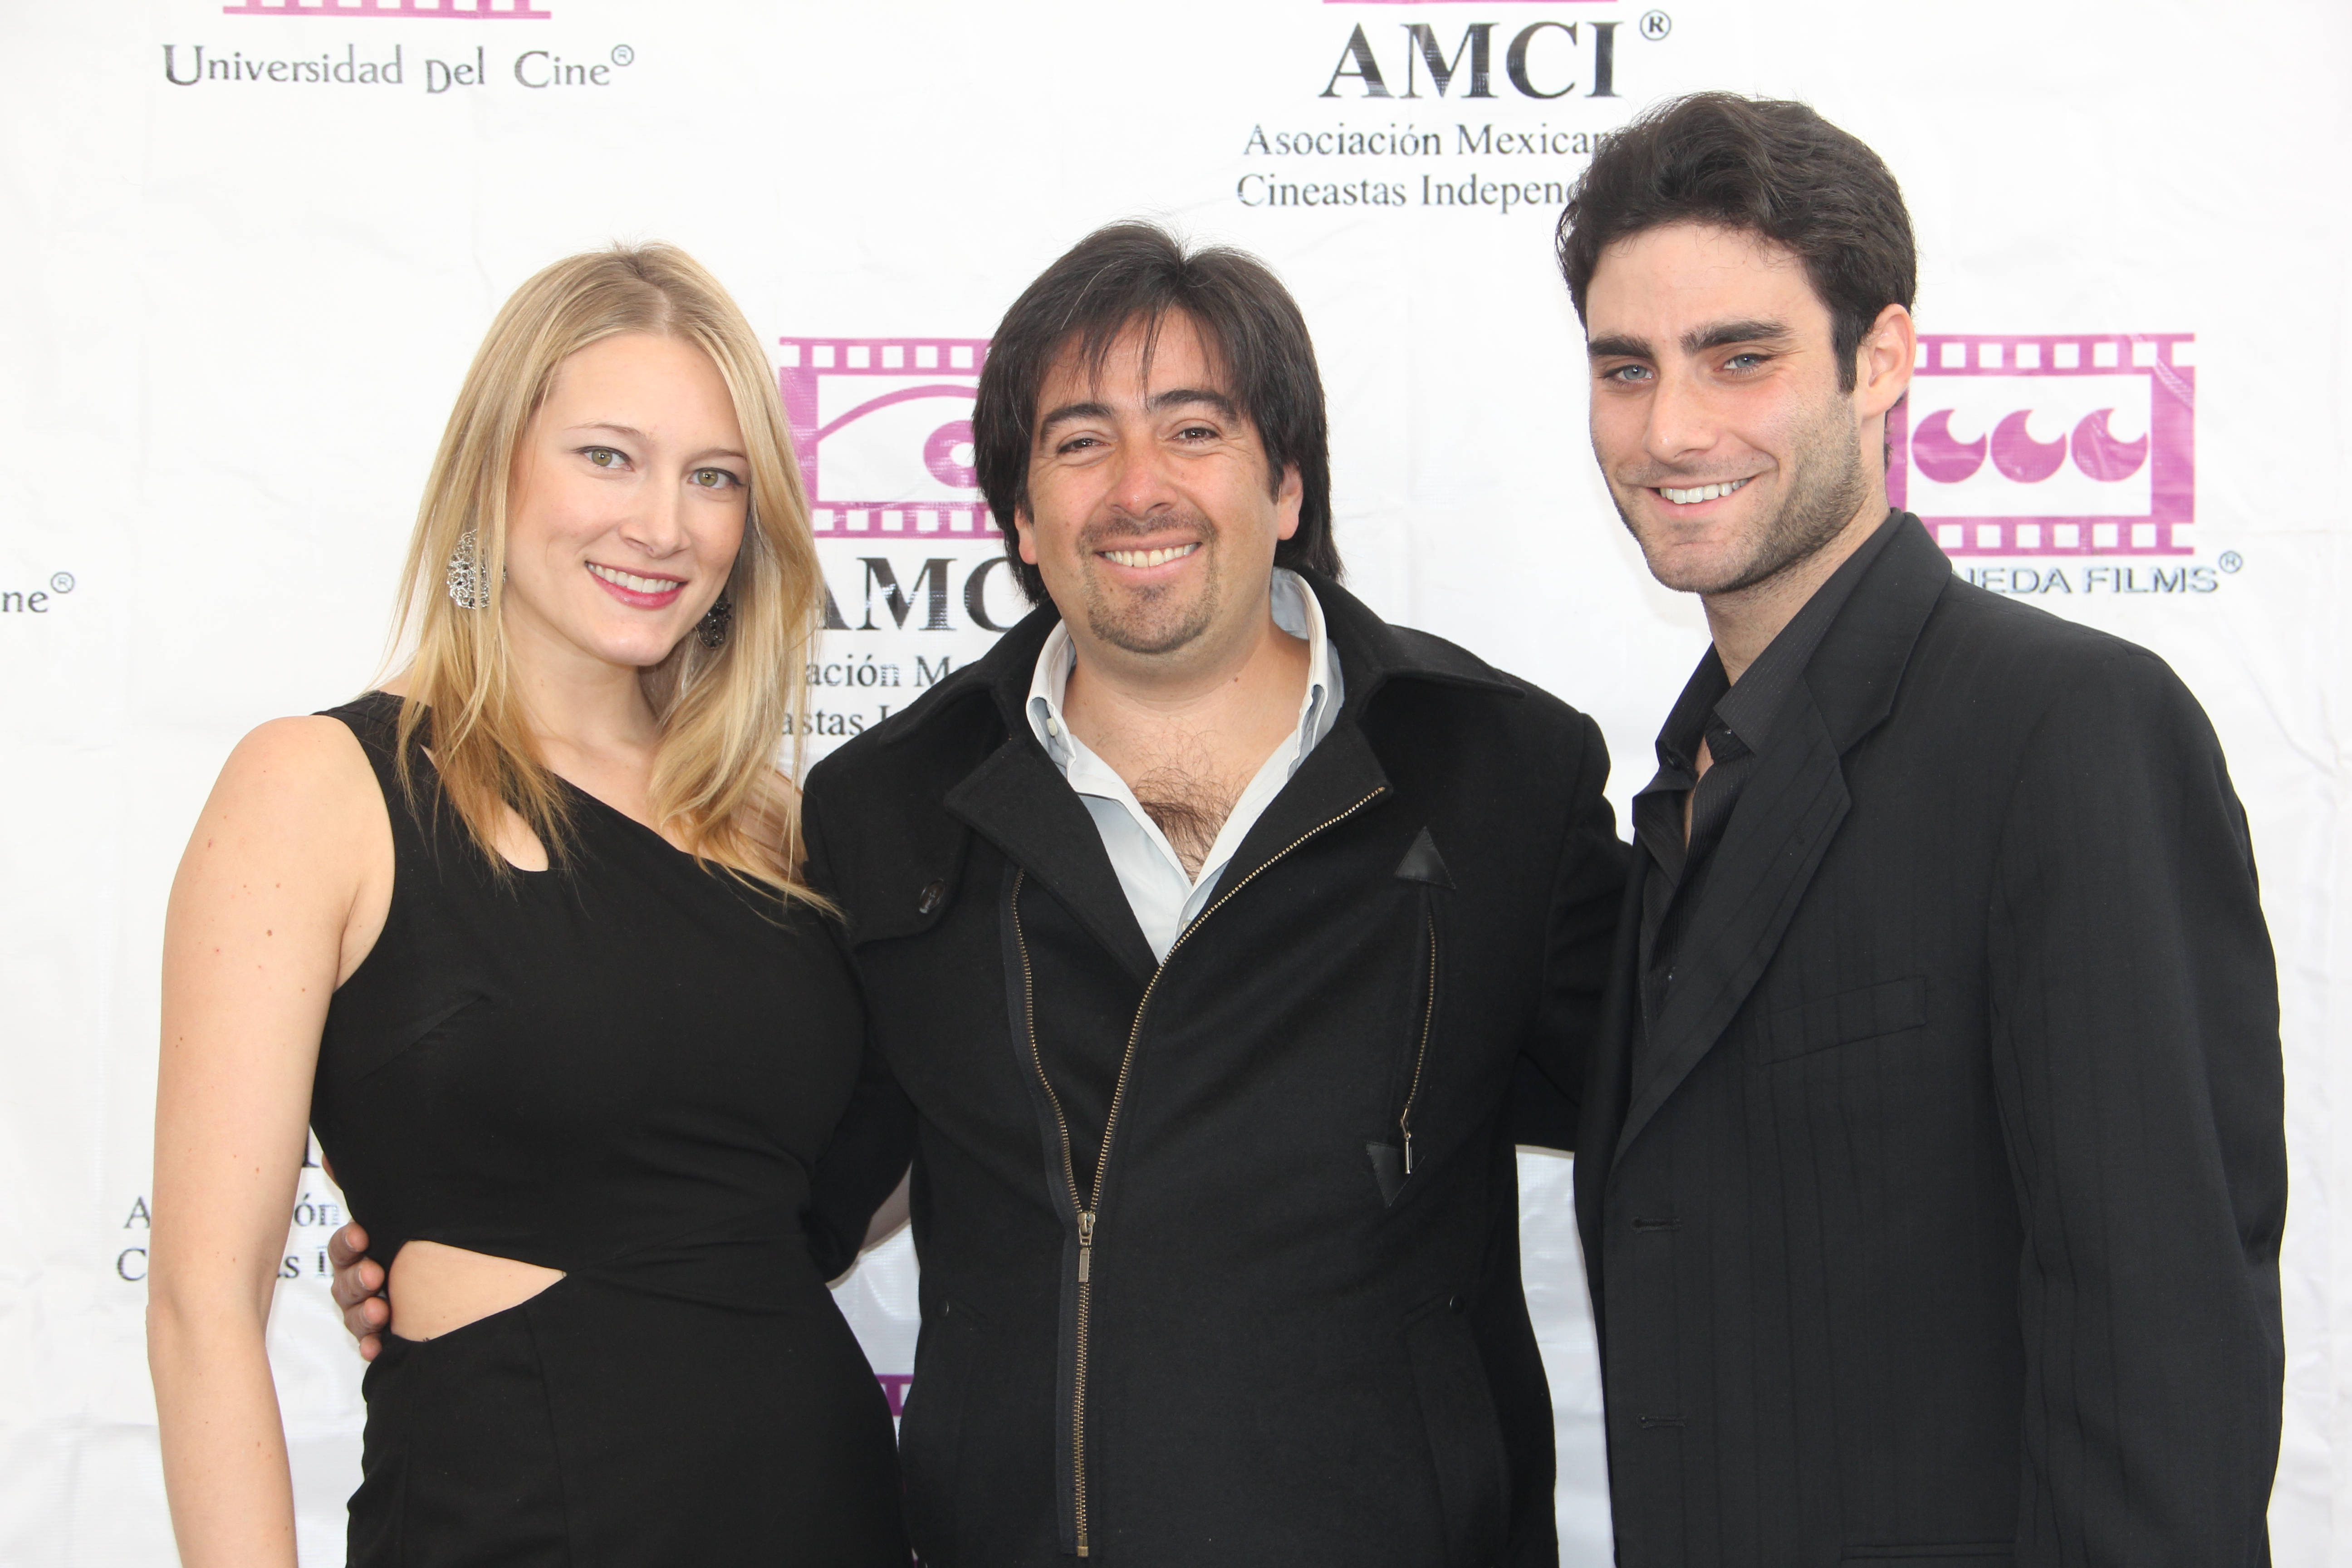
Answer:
xmin=220 ymin=0 xmax=551 ymax=18
xmin=779 ymin=338 xmax=998 ymax=540
xmin=1890 ymin=333 xmax=2194 ymax=557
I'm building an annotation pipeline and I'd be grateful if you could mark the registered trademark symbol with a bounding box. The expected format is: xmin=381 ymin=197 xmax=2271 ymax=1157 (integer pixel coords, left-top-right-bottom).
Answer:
xmin=1640 ymin=10 xmax=1673 ymax=40
xmin=610 ymin=44 xmax=634 ymax=67
xmin=49 ymin=572 xmax=73 ymax=594
xmin=2218 ymin=551 xmax=2242 ymax=573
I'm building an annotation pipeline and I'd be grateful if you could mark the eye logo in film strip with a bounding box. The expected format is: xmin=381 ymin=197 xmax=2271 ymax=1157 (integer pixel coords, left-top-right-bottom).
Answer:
xmin=1889 ymin=333 xmax=2193 ymax=556
xmin=779 ymin=338 xmax=999 ymax=541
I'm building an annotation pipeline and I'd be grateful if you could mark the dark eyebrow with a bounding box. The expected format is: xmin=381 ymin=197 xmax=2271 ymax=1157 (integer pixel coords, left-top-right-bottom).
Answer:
xmin=1587 ymin=320 xmax=1798 ymax=363
xmin=1036 ymin=401 xmax=1114 ymax=439
xmin=1037 ymin=388 xmax=1242 ymax=439
xmin=1683 ymin=318 xmax=1793 ymax=355
xmin=1586 ymin=333 xmax=1651 ymax=361
xmin=1148 ymin=387 xmax=1242 ymax=421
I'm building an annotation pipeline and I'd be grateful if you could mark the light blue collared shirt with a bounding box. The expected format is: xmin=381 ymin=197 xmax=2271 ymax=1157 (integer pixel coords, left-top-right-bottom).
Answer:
xmin=1025 ymin=569 xmax=1344 ymax=962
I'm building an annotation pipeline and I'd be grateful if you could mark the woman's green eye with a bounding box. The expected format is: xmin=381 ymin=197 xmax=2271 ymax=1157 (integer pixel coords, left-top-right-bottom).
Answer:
xmin=693 ymin=469 xmax=737 ymax=490
xmin=586 ymin=447 xmax=623 ymax=468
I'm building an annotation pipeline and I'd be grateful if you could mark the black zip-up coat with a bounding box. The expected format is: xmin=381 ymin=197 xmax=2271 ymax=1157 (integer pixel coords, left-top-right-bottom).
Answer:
xmin=800 ymin=573 xmax=1627 ymax=1567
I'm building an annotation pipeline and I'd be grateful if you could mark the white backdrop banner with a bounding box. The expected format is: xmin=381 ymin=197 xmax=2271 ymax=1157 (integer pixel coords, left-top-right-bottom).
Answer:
xmin=2 ymin=0 xmax=2345 ymax=1563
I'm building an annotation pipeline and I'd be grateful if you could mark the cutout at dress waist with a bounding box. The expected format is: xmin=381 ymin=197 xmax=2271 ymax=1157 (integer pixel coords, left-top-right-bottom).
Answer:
xmin=387 ymin=1239 xmax=567 ymax=1342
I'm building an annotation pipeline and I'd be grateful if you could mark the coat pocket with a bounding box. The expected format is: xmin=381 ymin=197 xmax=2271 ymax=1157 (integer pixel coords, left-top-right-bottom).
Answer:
xmin=1404 ymin=1297 xmax=1510 ymax=1568
xmin=1761 ymin=975 xmax=1928 ymax=1064
xmin=900 ymin=1294 xmax=984 ymax=1565
xmin=1372 ymin=887 xmax=1444 ymax=1207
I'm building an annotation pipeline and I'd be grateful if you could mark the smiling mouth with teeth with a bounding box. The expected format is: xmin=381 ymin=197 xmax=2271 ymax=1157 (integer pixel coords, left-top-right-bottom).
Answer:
xmin=587 ymin=562 xmax=685 ymax=595
xmin=1100 ymin=543 xmax=1200 ymax=569
xmin=1655 ymin=477 xmax=1752 ymax=506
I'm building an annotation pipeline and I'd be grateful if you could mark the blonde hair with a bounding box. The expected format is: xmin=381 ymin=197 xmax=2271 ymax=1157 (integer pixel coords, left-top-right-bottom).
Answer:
xmin=386 ymin=243 xmax=823 ymax=902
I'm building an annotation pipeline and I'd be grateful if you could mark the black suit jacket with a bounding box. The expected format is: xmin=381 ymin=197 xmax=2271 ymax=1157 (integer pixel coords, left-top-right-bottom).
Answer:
xmin=1571 ymin=517 xmax=2284 ymax=1567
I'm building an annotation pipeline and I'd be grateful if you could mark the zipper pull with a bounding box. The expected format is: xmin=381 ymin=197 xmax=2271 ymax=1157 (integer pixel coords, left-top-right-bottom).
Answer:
xmin=1077 ymin=1209 xmax=1095 ymax=1283
xmin=1401 ymin=1115 xmax=1415 ymax=1177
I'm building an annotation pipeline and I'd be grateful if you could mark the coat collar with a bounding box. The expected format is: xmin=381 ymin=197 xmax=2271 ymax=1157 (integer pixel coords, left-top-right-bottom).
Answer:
xmin=882 ymin=566 xmax=1522 ymax=748
xmin=1794 ymin=513 xmax=1952 ymax=755
xmin=1611 ymin=514 xmax=1953 ymax=1168
xmin=907 ymin=568 xmax=1517 ymax=982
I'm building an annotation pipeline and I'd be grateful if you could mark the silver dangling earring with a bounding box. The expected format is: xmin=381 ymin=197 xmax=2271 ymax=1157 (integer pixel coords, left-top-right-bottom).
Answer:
xmin=445 ymin=529 xmax=491 ymax=610
xmin=696 ymin=592 xmax=733 ymax=650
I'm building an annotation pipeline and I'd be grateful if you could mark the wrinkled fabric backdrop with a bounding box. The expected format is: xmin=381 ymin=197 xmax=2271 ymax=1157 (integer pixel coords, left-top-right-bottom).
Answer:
xmin=2 ymin=0 xmax=2344 ymax=1562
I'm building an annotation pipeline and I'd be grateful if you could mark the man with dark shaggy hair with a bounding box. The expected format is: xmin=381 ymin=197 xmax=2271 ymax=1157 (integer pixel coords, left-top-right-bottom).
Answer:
xmin=779 ymin=221 xmax=1625 ymax=1565
xmin=798 ymin=224 xmax=1625 ymax=1565
xmin=1549 ymin=92 xmax=2284 ymax=1565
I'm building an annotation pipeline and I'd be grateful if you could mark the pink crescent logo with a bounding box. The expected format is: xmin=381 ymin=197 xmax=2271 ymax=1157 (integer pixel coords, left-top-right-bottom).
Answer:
xmin=1890 ymin=334 xmax=2193 ymax=558
xmin=1908 ymin=408 xmax=2148 ymax=486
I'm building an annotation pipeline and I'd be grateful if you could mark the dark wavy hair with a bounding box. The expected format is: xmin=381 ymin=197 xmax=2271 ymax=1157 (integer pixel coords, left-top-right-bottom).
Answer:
xmin=1556 ymin=93 xmax=1915 ymax=391
xmin=973 ymin=222 xmax=1343 ymax=604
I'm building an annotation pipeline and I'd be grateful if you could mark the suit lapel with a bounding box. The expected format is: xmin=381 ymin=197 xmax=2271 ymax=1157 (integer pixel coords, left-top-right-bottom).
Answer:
xmin=1609 ymin=516 xmax=1956 ymax=1168
xmin=1611 ymin=693 xmax=1849 ymax=1166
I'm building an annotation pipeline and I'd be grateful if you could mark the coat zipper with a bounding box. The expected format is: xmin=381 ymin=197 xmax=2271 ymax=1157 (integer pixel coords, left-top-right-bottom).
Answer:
xmin=1011 ymin=786 xmax=1386 ymax=1557
xmin=1400 ymin=912 xmax=1438 ymax=1176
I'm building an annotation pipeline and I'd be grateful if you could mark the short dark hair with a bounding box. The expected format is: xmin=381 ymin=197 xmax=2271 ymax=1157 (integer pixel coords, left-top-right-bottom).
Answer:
xmin=1556 ymin=93 xmax=1915 ymax=392
xmin=973 ymin=222 xmax=1342 ymax=604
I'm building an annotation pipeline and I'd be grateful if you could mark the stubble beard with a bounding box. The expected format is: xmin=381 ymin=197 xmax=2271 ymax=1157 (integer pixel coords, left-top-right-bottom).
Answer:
xmin=1610 ymin=391 xmax=1870 ymax=598
xmin=1076 ymin=511 xmax=1222 ymax=657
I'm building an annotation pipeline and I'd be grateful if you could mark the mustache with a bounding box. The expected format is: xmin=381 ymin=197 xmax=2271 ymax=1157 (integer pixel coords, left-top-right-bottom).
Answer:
xmin=1076 ymin=508 xmax=1214 ymax=551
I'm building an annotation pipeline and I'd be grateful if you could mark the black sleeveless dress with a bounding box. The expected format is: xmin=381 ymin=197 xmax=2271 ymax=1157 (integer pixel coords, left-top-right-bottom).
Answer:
xmin=310 ymin=694 xmax=906 ymax=1566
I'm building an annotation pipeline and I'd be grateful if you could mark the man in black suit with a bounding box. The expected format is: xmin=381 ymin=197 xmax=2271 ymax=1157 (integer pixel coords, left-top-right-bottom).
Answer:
xmin=1550 ymin=94 xmax=2285 ymax=1565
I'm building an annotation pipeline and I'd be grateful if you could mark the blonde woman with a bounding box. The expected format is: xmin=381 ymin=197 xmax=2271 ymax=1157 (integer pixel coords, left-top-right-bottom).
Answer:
xmin=148 ymin=246 xmax=907 ymax=1566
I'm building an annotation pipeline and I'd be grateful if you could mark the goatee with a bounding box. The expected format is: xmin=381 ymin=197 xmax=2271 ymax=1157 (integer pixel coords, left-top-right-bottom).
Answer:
xmin=1077 ymin=513 xmax=1220 ymax=656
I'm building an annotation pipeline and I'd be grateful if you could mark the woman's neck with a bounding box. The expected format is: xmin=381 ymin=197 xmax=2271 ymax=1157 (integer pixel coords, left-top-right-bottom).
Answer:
xmin=493 ymin=606 xmax=659 ymax=759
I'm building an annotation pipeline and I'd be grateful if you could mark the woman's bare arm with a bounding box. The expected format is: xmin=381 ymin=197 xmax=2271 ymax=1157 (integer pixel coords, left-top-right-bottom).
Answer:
xmin=149 ymin=716 xmax=389 ymax=1568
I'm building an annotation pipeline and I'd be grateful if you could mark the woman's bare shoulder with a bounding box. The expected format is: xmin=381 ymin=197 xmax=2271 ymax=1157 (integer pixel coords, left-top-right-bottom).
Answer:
xmin=169 ymin=711 xmax=398 ymax=990
xmin=200 ymin=714 xmax=386 ymax=853
xmin=220 ymin=713 xmax=377 ymax=784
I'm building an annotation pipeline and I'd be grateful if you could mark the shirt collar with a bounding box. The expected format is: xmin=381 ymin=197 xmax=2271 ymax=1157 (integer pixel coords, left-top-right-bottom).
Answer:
xmin=1710 ymin=507 xmax=1903 ymax=755
xmin=1025 ymin=567 xmax=1340 ymax=772
xmin=1637 ymin=650 xmax=1728 ymax=805
xmin=1639 ymin=506 xmax=1905 ymax=793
